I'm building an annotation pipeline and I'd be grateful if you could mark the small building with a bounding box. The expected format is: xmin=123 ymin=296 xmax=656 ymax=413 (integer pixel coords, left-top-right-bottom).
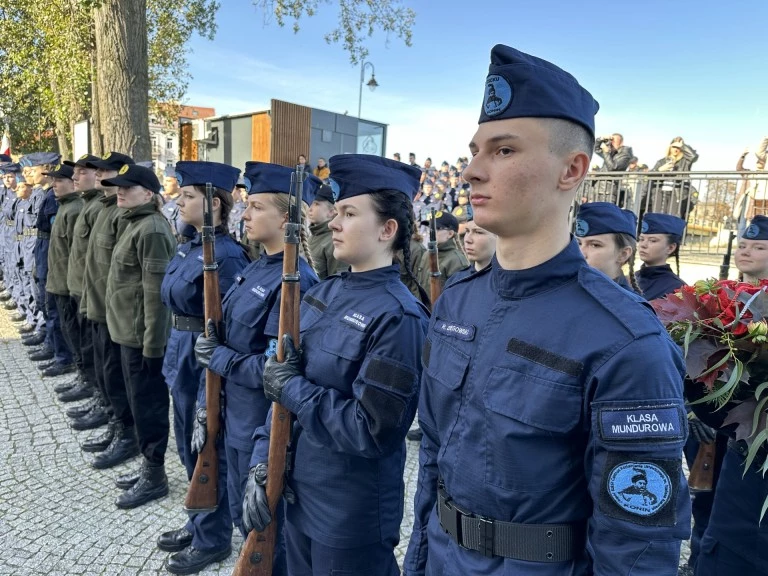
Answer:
xmin=150 ymin=105 xmax=216 ymax=174
xmin=180 ymin=99 xmax=387 ymax=170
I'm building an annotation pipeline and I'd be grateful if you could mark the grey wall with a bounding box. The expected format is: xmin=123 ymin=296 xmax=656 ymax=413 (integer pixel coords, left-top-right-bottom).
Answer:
xmin=202 ymin=116 xmax=252 ymax=170
xmin=309 ymin=109 xmax=387 ymax=168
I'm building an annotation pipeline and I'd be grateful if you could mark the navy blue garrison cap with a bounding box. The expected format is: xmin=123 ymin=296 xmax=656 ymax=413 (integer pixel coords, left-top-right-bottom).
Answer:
xmin=242 ymin=162 xmax=320 ymax=206
xmin=641 ymin=213 xmax=686 ymax=238
xmin=328 ymin=154 xmax=421 ymax=201
xmin=480 ymin=44 xmax=599 ymax=137
xmin=100 ymin=164 xmax=161 ymax=194
xmin=42 ymin=164 xmax=74 ymax=179
xmin=0 ymin=154 xmax=11 ymax=163
xmin=175 ymin=161 xmax=240 ymax=192
xmin=0 ymin=163 xmax=21 ymax=175
xmin=20 ymin=152 xmax=61 ymax=167
xmin=575 ymin=202 xmax=637 ymax=239
xmin=744 ymin=215 xmax=768 ymax=241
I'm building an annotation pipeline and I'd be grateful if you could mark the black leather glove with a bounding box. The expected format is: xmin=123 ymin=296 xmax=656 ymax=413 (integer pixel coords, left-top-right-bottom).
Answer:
xmin=194 ymin=319 xmax=221 ymax=369
xmin=242 ymin=463 xmax=271 ymax=533
xmin=191 ymin=407 xmax=207 ymax=453
xmin=262 ymin=334 xmax=302 ymax=404
xmin=689 ymin=415 xmax=716 ymax=444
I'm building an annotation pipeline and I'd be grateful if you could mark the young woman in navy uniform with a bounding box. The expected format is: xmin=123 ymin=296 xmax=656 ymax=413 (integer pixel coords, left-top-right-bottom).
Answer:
xmin=243 ymin=154 xmax=429 ymax=575
xmin=636 ymin=213 xmax=687 ymax=300
xmin=689 ymin=214 xmax=768 ymax=576
xmin=575 ymin=201 xmax=642 ymax=293
xmin=194 ymin=162 xmax=321 ymax=576
xmin=150 ymin=161 xmax=250 ymax=574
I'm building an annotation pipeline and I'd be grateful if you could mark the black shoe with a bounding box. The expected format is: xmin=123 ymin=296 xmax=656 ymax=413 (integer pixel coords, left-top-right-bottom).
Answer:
xmin=53 ymin=377 xmax=79 ymax=394
xmin=92 ymin=425 xmax=138 ymax=469
xmin=115 ymin=467 xmax=141 ymax=490
xmin=0 ymin=291 xmax=12 ymax=301
xmin=71 ymin=406 xmax=110 ymax=431
xmin=26 ymin=343 xmax=49 ymax=354
xmin=3 ymin=300 xmax=17 ymax=310
xmin=28 ymin=348 xmax=54 ymax=362
xmin=66 ymin=397 xmax=98 ymax=418
xmin=9 ymin=312 xmax=26 ymax=322
xmin=57 ymin=380 xmax=93 ymax=402
xmin=81 ymin=422 xmax=116 ymax=453
xmin=165 ymin=545 xmax=231 ymax=575
xmin=43 ymin=363 xmax=76 ymax=379
xmin=18 ymin=323 xmax=36 ymax=334
xmin=22 ymin=332 xmax=46 ymax=346
xmin=406 ymin=427 xmax=423 ymax=442
xmin=156 ymin=527 xmax=194 ymax=553
xmin=37 ymin=360 xmax=57 ymax=371
xmin=115 ymin=460 xmax=168 ymax=509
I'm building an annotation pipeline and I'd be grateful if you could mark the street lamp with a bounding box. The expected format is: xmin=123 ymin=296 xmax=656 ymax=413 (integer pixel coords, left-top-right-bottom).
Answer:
xmin=358 ymin=61 xmax=378 ymax=118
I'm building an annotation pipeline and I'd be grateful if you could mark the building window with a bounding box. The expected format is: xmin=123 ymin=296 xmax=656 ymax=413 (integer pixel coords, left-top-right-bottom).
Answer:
xmin=166 ymin=140 xmax=174 ymax=150
xmin=192 ymin=110 xmax=199 ymax=117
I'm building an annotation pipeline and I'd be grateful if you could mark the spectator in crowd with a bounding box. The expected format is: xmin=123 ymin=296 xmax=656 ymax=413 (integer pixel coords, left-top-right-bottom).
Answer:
xmin=408 ymin=152 xmax=417 ymax=166
xmin=393 ymin=152 xmax=401 ymax=162
xmin=593 ymin=133 xmax=634 ymax=204
xmin=627 ymin=156 xmax=640 ymax=172
xmin=646 ymin=137 xmax=699 ymax=219
xmin=312 ymin=157 xmax=330 ymax=181
xmin=297 ymin=154 xmax=311 ymax=173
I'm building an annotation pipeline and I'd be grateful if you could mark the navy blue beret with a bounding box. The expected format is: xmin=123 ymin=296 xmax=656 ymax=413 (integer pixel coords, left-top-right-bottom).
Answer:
xmin=100 ymin=164 xmax=161 ymax=194
xmin=575 ymin=202 xmax=637 ymax=238
xmin=243 ymin=162 xmax=319 ymax=206
xmin=42 ymin=164 xmax=74 ymax=179
xmin=20 ymin=152 xmax=61 ymax=167
xmin=0 ymin=163 xmax=21 ymax=175
xmin=480 ymin=44 xmax=599 ymax=137
xmin=641 ymin=213 xmax=686 ymax=237
xmin=744 ymin=215 xmax=768 ymax=241
xmin=175 ymin=161 xmax=240 ymax=192
xmin=328 ymin=154 xmax=421 ymax=201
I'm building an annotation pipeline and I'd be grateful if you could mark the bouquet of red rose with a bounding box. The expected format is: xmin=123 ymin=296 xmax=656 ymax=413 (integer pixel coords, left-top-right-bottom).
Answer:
xmin=652 ymin=279 xmax=768 ymax=518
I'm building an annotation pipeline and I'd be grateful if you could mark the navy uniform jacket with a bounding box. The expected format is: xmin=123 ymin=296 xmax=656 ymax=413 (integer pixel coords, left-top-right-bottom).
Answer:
xmin=34 ymin=187 xmax=58 ymax=279
xmin=160 ymin=228 xmax=250 ymax=396
xmin=252 ymin=265 xmax=429 ymax=548
xmin=161 ymin=196 xmax=186 ymax=240
xmin=15 ymin=196 xmax=37 ymax=270
xmin=207 ymin=253 xmax=318 ymax=451
xmin=404 ymin=239 xmax=690 ymax=576
xmin=636 ymin=264 xmax=685 ymax=301
xmin=2 ymin=194 xmax=17 ymax=262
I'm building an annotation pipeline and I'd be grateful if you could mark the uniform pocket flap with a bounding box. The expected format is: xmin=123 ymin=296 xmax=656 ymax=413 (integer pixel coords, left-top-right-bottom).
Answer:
xmin=425 ymin=337 xmax=469 ymax=391
xmin=321 ymin=326 xmax=367 ymax=361
xmin=483 ymin=366 xmax=582 ymax=433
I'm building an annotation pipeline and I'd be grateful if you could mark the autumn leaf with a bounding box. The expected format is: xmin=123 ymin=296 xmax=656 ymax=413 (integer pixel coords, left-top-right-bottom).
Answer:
xmin=652 ymin=290 xmax=701 ymax=324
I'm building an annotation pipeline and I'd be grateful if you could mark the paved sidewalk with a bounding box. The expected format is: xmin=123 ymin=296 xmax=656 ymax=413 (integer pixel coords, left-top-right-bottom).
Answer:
xmin=0 ymin=309 xmax=690 ymax=575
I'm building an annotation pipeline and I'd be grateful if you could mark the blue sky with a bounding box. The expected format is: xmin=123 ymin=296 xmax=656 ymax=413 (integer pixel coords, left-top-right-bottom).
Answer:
xmin=185 ymin=0 xmax=768 ymax=171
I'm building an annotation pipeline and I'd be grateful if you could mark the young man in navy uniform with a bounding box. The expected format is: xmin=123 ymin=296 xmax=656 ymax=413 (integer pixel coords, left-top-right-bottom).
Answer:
xmin=404 ymin=44 xmax=690 ymax=576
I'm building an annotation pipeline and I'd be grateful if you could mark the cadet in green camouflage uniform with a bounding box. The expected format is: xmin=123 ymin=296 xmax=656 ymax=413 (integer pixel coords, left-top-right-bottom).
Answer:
xmin=102 ymin=164 xmax=175 ymax=510
xmin=307 ymin=183 xmax=348 ymax=279
xmin=417 ymin=210 xmax=469 ymax=290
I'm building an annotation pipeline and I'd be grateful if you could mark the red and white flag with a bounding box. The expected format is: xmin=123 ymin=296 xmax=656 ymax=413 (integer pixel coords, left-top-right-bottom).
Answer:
xmin=0 ymin=132 xmax=10 ymax=157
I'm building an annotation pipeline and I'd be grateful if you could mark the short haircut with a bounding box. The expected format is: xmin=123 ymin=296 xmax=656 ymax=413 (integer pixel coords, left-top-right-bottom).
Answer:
xmin=545 ymin=118 xmax=594 ymax=160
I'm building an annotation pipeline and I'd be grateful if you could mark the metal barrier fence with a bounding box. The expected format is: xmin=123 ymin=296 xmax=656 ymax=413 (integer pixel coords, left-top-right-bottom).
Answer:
xmin=574 ymin=171 xmax=768 ymax=258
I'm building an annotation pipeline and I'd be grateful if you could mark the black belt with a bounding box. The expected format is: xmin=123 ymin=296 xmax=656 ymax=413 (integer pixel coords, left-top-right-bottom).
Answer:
xmin=37 ymin=231 xmax=50 ymax=239
xmin=437 ymin=482 xmax=585 ymax=562
xmin=172 ymin=314 xmax=205 ymax=332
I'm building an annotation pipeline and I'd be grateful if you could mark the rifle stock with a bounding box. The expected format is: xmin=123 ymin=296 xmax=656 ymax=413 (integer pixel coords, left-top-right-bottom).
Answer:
xmin=428 ymin=208 xmax=442 ymax=305
xmin=185 ymin=182 xmax=222 ymax=513
xmin=233 ymin=166 xmax=304 ymax=576
xmin=688 ymin=441 xmax=716 ymax=492
xmin=719 ymin=230 xmax=735 ymax=281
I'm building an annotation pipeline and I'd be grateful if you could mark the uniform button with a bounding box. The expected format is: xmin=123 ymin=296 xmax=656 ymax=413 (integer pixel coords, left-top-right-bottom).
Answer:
xmin=546 ymin=552 xmax=554 ymax=560
xmin=546 ymin=530 xmax=553 ymax=537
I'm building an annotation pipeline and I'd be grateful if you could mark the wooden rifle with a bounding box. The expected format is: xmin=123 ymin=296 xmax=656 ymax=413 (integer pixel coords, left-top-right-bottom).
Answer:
xmin=232 ymin=165 xmax=305 ymax=576
xmin=185 ymin=182 xmax=222 ymax=512
xmin=428 ymin=208 xmax=442 ymax=306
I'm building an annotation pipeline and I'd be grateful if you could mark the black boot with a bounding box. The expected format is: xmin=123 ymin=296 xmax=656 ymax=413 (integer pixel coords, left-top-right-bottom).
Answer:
xmin=156 ymin=527 xmax=193 ymax=552
xmin=165 ymin=545 xmax=232 ymax=575
xmin=0 ymin=290 xmax=12 ymax=301
xmin=22 ymin=332 xmax=46 ymax=346
xmin=57 ymin=379 xmax=93 ymax=402
xmin=28 ymin=348 xmax=54 ymax=362
xmin=92 ymin=424 xmax=138 ymax=469
xmin=42 ymin=363 xmax=76 ymax=378
xmin=81 ymin=421 xmax=116 ymax=453
xmin=18 ymin=323 xmax=36 ymax=334
xmin=53 ymin=376 xmax=79 ymax=394
xmin=2 ymin=300 xmax=17 ymax=310
xmin=9 ymin=312 xmax=26 ymax=322
xmin=115 ymin=467 xmax=142 ymax=490
xmin=66 ymin=396 xmax=99 ymax=419
xmin=71 ymin=405 xmax=110 ymax=431
xmin=406 ymin=427 xmax=423 ymax=441
xmin=115 ymin=459 xmax=168 ymax=509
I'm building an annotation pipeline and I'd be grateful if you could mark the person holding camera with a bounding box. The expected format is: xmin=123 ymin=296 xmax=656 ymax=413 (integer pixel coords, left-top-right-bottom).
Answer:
xmin=593 ymin=133 xmax=633 ymax=205
xmin=646 ymin=137 xmax=699 ymax=219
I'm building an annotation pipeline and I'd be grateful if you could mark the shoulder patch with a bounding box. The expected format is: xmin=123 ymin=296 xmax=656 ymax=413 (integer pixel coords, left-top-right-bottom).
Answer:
xmin=599 ymin=405 xmax=685 ymax=443
xmin=598 ymin=452 xmax=680 ymax=526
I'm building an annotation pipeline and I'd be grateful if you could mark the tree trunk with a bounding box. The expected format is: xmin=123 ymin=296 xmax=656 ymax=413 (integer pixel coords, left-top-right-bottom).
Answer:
xmin=49 ymin=76 xmax=72 ymax=159
xmin=93 ymin=0 xmax=150 ymax=160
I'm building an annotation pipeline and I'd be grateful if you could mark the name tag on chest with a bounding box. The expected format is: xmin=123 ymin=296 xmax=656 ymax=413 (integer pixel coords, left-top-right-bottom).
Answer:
xmin=251 ymin=285 xmax=267 ymax=299
xmin=599 ymin=406 xmax=684 ymax=442
xmin=435 ymin=320 xmax=475 ymax=341
xmin=342 ymin=311 xmax=370 ymax=331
